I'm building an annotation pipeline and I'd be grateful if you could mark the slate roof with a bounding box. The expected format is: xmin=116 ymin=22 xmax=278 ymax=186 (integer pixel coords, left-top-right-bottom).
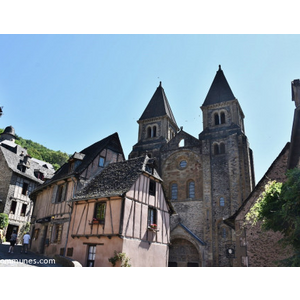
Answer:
xmin=72 ymin=156 xmax=162 ymax=201
xmin=202 ymin=65 xmax=236 ymax=106
xmin=45 ymin=132 xmax=124 ymax=185
xmin=139 ymin=82 xmax=177 ymax=126
xmin=0 ymin=141 xmax=55 ymax=184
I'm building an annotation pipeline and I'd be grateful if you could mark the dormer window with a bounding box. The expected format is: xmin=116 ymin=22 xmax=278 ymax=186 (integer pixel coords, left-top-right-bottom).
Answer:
xmin=34 ymin=170 xmax=44 ymax=180
xmin=99 ymin=156 xmax=105 ymax=167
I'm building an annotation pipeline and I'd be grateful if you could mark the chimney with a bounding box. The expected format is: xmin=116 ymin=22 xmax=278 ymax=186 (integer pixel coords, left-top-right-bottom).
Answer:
xmin=291 ymin=79 xmax=300 ymax=107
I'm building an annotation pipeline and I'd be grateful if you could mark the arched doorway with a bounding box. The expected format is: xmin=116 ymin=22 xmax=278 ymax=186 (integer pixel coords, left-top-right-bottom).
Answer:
xmin=168 ymin=238 xmax=201 ymax=267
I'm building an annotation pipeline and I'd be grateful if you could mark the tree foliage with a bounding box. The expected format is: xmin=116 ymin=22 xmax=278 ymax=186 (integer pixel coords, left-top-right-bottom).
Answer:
xmin=0 ymin=128 xmax=69 ymax=170
xmin=0 ymin=213 xmax=9 ymax=229
xmin=246 ymin=168 xmax=300 ymax=266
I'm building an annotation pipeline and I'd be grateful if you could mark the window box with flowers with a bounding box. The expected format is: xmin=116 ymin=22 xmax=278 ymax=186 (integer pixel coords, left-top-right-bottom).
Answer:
xmin=148 ymin=224 xmax=159 ymax=232
xmin=90 ymin=202 xmax=106 ymax=226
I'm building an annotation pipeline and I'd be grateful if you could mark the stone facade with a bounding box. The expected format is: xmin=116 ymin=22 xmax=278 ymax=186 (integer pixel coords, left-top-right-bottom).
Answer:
xmin=129 ymin=66 xmax=255 ymax=266
xmin=224 ymin=78 xmax=300 ymax=267
xmin=0 ymin=126 xmax=55 ymax=242
xmin=226 ymin=144 xmax=293 ymax=266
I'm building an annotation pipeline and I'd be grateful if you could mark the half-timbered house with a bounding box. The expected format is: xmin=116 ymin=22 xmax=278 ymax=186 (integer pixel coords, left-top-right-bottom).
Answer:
xmin=66 ymin=155 xmax=175 ymax=267
xmin=30 ymin=132 xmax=125 ymax=257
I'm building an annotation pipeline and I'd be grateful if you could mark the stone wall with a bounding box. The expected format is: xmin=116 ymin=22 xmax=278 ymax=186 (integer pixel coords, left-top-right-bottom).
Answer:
xmin=233 ymin=143 xmax=292 ymax=267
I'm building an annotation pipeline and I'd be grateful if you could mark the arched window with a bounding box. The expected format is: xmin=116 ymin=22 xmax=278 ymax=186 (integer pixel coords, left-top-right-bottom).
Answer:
xmin=214 ymin=113 xmax=220 ymax=125
xmin=221 ymin=227 xmax=227 ymax=238
xmin=219 ymin=197 xmax=225 ymax=206
xmin=188 ymin=180 xmax=195 ymax=198
xmin=214 ymin=144 xmax=219 ymax=155
xmin=171 ymin=183 xmax=178 ymax=200
xmin=147 ymin=127 xmax=152 ymax=138
xmin=220 ymin=143 xmax=225 ymax=154
xmin=153 ymin=126 xmax=157 ymax=137
xmin=220 ymin=112 xmax=226 ymax=124
xmin=179 ymin=160 xmax=187 ymax=169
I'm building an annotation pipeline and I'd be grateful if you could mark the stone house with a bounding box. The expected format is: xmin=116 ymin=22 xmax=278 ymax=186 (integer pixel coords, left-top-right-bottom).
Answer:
xmin=129 ymin=66 xmax=255 ymax=266
xmin=224 ymin=79 xmax=300 ymax=266
xmin=67 ymin=155 xmax=175 ymax=267
xmin=30 ymin=132 xmax=125 ymax=257
xmin=0 ymin=126 xmax=55 ymax=241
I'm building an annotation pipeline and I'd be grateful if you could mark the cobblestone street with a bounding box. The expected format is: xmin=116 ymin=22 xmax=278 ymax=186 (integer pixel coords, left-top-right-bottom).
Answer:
xmin=0 ymin=242 xmax=62 ymax=267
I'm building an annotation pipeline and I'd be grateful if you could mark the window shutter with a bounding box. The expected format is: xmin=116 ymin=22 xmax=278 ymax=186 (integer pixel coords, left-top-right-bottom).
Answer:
xmin=62 ymin=183 xmax=68 ymax=202
xmin=51 ymin=185 xmax=58 ymax=203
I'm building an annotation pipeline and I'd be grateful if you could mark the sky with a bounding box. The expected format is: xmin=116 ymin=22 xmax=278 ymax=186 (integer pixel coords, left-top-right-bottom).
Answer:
xmin=0 ymin=34 xmax=298 ymax=183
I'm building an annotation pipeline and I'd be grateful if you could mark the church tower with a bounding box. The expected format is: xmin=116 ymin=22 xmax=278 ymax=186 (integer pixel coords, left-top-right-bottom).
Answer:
xmin=199 ymin=65 xmax=255 ymax=266
xmin=129 ymin=82 xmax=179 ymax=169
xmin=129 ymin=67 xmax=255 ymax=267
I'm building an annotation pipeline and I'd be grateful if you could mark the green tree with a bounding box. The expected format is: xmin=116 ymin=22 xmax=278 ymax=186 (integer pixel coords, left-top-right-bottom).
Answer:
xmin=0 ymin=213 xmax=9 ymax=229
xmin=246 ymin=168 xmax=300 ymax=266
xmin=0 ymin=128 xmax=69 ymax=170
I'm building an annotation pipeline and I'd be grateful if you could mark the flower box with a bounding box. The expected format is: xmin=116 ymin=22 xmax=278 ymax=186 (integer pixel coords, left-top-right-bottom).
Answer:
xmin=90 ymin=218 xmax=104 ymax=225
xmin=148 ymin=224 xmax=159 ymax=232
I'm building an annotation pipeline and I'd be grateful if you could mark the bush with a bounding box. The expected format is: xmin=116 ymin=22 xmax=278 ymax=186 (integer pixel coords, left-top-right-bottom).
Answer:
xmin=0 ymin=213 xmax=8 ymax=229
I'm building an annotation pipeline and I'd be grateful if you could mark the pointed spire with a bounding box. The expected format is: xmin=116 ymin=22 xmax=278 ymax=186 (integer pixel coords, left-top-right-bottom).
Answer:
xmin=139 ymin=82 xmax=177 ymax=126
xmin=202 ymin=66 xmax=236 ymax=106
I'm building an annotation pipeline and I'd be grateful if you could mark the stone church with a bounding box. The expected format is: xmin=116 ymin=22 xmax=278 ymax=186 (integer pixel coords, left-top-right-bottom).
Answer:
xmin=129 ymin=66 xmax=255 ymax=266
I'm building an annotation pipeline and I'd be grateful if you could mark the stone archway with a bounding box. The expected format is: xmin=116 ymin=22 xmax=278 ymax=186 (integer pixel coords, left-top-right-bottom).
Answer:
xmin=168 ymin=238 xmax=201 ymax=267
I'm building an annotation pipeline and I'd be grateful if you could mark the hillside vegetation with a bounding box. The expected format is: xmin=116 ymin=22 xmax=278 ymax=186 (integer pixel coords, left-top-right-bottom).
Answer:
xmin=0 ymin=129 xmax=69 ymax=170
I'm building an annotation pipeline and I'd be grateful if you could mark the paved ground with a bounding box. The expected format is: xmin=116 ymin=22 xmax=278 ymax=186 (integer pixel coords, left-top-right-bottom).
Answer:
xmin=0 ymin=242 xmax=63 ymax=267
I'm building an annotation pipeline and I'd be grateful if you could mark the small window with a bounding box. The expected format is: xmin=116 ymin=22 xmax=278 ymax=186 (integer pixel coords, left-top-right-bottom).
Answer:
xmin=10 ymin=201 xmax=17 ymax=214
xmin=221 ymin=112 xmax=226 ymax=124
xmin=34 ymin=171 xmax=44 ymax=180
xmin=99 ymin=157 xmax=105 ymax=167
xmin=22 ymin=182 xmax=29 ymax=195
xmin=147 ymin=127 xmax=152 ymax=138
xmin=149 ymin=180 xmax=156 ymax=196
xmin=153 ymin=126 xmax=157 ymax=137
xmin=56 ymin=184 xmax=66 ymax=203
xmin=220 ymin=197 xmax=225 ymax=206
xmin=67 ymin=247 xmax=73 ymax=256
xmin=221 ymin=227 xmax=227 ymax=238
xmin=214 ymin=113 xmax=220 ymax=125
xmin=94 ymin=202 xmax=106 ymax=224
xmin=52 ymin=224 xmax=63 ymax=244
xmin=87 ymin=245 xmax=96 ymax=267
xmin=220 ymin=143 xmax=225 ymax=154
xmin=179 ymin=160 xmax=187 ymax=169
xmin=188 ymin=181 xmax=195 ymax=198
xmin=148 ymin=207 xmax=157 ymax=227
xmin=171 ymin=183 xmax=178 ymax=200
xmin=214 ymin=144 xmax=219 ymax=155
xmin=21 ymin=203 xmax=27 ymax=216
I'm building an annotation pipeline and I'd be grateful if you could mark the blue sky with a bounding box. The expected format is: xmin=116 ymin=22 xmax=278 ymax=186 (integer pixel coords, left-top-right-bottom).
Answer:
xmin=0 ymin=34 xmax=298 ymax=182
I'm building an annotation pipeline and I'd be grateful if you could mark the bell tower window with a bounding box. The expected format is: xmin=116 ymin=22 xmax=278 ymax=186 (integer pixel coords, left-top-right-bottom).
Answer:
xmin=146 ymin=125 xmax=158 ymax=138
xmin=220 ymin=112 xmax=226 ymax=124
xmin=214 ymin=113 xmax=220 ymax=125
xmin=214 ymin=111 xmax=226 ymax=126
xmin=214 ymin=144 xmax=219 ymax=155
